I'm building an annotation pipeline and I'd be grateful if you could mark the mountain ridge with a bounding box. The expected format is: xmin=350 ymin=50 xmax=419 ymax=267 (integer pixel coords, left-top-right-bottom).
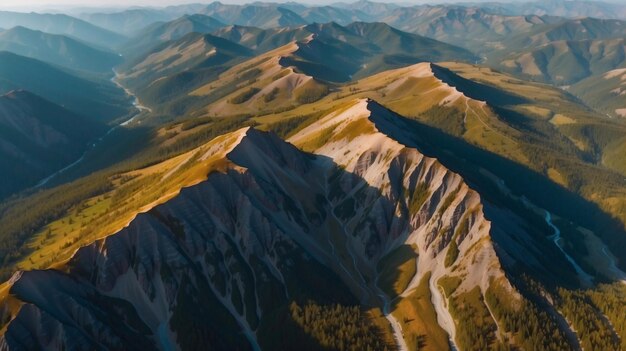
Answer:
xmin=0 ymin=102 xmax=510 ymax=350
xmin=0 ymin=89 xmax=106 ymax=198
xmin=0 ymin=51 xmax=131 ymax=122
xmin=0 ymin=4 xmax=626 ymax=350
xmin=2 ymin=97 xmax=616 ymax=350
xmin=0 ymin=26 xmax=122 ymax=73
xmin=0 ymin=11 xmax=126 ymax=49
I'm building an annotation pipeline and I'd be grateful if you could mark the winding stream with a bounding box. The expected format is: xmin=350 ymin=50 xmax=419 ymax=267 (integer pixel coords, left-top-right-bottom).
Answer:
xmin=111 ymin=68 xmax=152 ymax=117
xmin=35 ymin=70 xmax=148 ymax=188
xmin=429 ymin=276 xmax=458 ymax=351
xmin=544 ymin=211 xmax=594 ymax=286
xmin=376 ymin=291 xmax=409 ymax=351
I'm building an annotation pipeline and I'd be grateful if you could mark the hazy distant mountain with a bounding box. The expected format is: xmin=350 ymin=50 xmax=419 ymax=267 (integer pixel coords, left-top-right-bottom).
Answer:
xmin=332 ymin=0 xmax=400 ymax=17
xmin=296 ymin=5 xmax=373 ymax=24
xmin=200 ymin=3 xmax=308 ymax=28
xmin=142 ymin=14 xmax=226 ymax=42
xmin=380 ymin=6 xmax=558 ymax=53
xmin=122 ymin=14 xmax=226 ymax=58
xmin=480 ymin=0 xmax=626 ymax=19
xmin=159 ymin=3 xmax=216 ymax=17
xmin=0 ymin=11 xmax=126 ymax=49
xmin=0 ymin=26 xmax=122 ymax=73
xmin=0 ymin=90 xmax=105 ymax=198
xmin=0 ymin=52 xmax=130 ymax=121
xmin=75 ymin=1 xmax=385 ymax=30
xmin=79 ymin=9 xmax=174 ymax=36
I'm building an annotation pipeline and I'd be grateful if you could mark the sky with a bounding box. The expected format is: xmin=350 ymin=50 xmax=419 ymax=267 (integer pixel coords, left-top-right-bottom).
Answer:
xmin=0 ymin=0 xmax=618 ymax=11
xmin=0 ymin=0 xmax=392 ymax=11
xmin=0 ymin=0 xmax=197 ymax=6
xmin=0 ymin=0 xmax=548 ymax=9
xmin=0 ymin=0 xmax=196 ymax=10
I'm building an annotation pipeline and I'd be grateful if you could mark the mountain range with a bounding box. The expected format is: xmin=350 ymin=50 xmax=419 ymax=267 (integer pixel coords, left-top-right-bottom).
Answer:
xmin=0 ymin=51 xmax=131 ymax=122
xmin=0 ymin=11 xmax=126 ymax=49
xmin=117 ymin=21 xmax=475 ymax=118
xmin=0 ymin=26 xmax=122 ymax=73
xmin=0 ymin=1 xmax=625 ymax=351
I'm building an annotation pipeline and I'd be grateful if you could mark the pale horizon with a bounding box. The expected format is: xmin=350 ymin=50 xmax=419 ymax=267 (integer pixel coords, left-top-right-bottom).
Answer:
xmin=2 ymin=0 xmax=402 ymax=11
xmin=2 ymin=0 xmax=621 ymax=13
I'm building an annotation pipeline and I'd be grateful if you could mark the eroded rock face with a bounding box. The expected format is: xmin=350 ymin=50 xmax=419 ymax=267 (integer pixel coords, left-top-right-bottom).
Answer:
xmin=1 ymin=100 xmax=529 ymax=350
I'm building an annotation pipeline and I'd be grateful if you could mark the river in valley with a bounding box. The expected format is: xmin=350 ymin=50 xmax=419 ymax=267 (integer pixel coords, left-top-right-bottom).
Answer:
xmin=35 ymin=70 xmax=148 ymax=188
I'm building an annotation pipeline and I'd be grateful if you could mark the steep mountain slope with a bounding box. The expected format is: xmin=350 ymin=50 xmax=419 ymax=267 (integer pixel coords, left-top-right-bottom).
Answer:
xmin=364 ymin=61 xmax=625 ymax=164
xmin=571 ymin=67 xmax=626 ymax=119
xmin=0 ymin=26 xmax=122 ymax=73
xmin=492 ymin=38 xmax=626 ymax=85
xmin=118 ymin=32 xmax=253 ymax=104
xmin=306 ymin=62 xmax=626 ymax=251
xmin=123 ymin=14 xmax=226 ymax=58
xmin=0 ymin=90 xmax=106 ymax=198
xmin=1 ymin=126 xmax=393 ymax=350
xmin=0 ymin=10 xmax=624 ymax=348
xmin=119 ymin=45 xmax=626 ymax=235
xmin=185 ymin=42 xmax=330 ymax=118
xmin=0 ymin=51 xmax=131 ymax=121
xmin=0 ymin=11 xmax=126 ymax=49
xmin=0 ymin=104 xmax=523 ymax=349
xmin=1 ymin=99 xmax=624 ymax=350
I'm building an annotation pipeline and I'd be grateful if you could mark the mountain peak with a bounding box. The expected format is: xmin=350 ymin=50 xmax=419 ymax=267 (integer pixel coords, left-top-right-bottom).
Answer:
xmin=227 ymin=126 xmax=315 ymax=176
xmin=287 ymin=98 xmax=394 ymax=157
